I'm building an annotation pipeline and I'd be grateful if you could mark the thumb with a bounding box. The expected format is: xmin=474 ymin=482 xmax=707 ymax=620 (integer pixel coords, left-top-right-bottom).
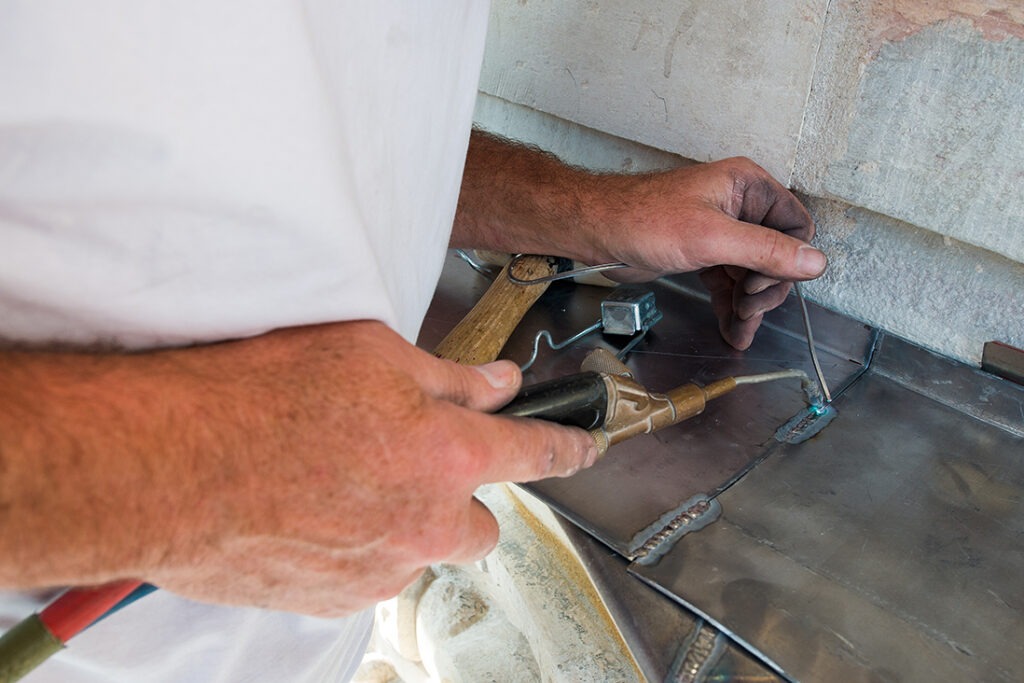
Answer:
xmin=699 ymin=216 xmax=827 ymax=281
xmin=422 ymin=358 xmax=523 ymax=412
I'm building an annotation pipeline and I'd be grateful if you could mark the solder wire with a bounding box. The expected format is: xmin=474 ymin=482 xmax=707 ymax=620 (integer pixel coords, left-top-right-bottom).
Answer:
xmin=506 ymin=254 xmax=628 ymax=285
xmin=734 ymin=368 xmax=823 ymax=407
xmin=732 ymin=368 xmax=812 ymax=385
xmin=793 ymin=282 xmax=833 ymax=404
xmin=520 ymin=321 xmax=653 ymax=372
xmin=520 ymin=320 xmax=603 ymax=371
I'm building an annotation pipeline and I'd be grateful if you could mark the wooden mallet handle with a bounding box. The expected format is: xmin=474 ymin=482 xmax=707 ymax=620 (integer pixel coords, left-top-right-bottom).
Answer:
xmin=433 ymin=255 xmax=557 ymax=364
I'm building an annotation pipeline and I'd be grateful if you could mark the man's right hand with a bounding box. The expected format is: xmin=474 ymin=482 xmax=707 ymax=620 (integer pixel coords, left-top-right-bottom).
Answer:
xmin=0 ymin=320 xmax=597 ymax=616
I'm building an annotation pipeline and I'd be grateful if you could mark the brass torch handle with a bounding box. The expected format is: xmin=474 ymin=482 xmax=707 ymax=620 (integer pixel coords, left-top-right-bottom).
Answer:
xmin=433 ymin=255 xmax=557 ymax=364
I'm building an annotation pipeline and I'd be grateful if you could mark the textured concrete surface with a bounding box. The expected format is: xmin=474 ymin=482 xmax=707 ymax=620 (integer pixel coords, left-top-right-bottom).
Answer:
xmin=800 ymin=196 xmax=1024 ymax=365
xmin=479 ymin=0 xmax=827 ymax=182
xmin=795 ymin=1 xmax=1024 ymax=263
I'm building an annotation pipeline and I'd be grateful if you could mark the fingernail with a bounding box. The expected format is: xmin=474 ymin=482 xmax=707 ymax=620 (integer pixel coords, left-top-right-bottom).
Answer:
xmin=796 ymin=246 xmax=827 ymax=278
xmin=474 ymin=361 xmax=516 ymax=389
xmin=745 ymin=275 xmax=778 ymax=295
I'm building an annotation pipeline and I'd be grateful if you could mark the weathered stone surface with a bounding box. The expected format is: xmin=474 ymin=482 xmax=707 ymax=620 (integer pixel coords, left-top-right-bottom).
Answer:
xmin=801 ymin=196 xmax=1024 ymax=365
xmin=797 ymin=6 xmax=1024 ymax=263
xmin=474 ymin=93 xmax=683 ymax=174
xmin=479 ymin=0 xmax=827 ymax=182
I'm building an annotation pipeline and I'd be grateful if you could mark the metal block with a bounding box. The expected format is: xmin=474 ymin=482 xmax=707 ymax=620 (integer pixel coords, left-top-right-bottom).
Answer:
xmin=599 ymin=287 xmax=660 ymax=336
xmin=983 ymin=341 xmax=1024 ymax=387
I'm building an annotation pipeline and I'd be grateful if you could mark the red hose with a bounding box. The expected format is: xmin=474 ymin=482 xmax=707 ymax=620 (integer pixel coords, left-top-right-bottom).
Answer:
xmin=38 ymin=579 xmax=143 ymax=643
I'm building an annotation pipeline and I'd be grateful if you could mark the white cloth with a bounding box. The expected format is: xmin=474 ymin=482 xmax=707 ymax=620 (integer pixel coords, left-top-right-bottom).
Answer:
xmin=0 ymin=0 xmax=488 ymax=347
xmin=0 ymin=0 xmax=489 ymax=681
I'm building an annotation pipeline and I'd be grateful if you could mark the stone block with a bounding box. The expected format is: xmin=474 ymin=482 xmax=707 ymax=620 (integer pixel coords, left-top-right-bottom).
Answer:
xmin=480 ymin=0 xmax=828 ymax=182
xmin=801 ymin=196 xmax=1024 ymax=365
xmin=795 ymin=1 xmax=1024 ymax=263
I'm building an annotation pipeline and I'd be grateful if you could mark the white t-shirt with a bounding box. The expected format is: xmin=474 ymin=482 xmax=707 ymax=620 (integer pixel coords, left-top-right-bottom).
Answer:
xmin=0 ymin=1 xmax=489 ymax=681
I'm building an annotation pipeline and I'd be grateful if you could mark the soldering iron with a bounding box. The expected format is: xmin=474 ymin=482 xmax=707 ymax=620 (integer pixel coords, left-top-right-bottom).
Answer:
xmin=500 ymin=347 xmax=824 ymax=457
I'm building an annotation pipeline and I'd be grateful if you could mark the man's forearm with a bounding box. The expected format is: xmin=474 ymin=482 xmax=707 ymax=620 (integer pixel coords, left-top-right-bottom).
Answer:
xmin=0 ymin=349 xmax=197 ymax=588
xmin=452 ymin=130 xmax=617 ymax=265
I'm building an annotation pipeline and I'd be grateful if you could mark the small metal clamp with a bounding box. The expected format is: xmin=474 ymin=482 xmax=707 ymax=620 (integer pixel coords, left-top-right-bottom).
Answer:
xmin=600 ymin=287 xmax=662 ymax=336
xmin=520 ymin=286 xmax=663 ymax=371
